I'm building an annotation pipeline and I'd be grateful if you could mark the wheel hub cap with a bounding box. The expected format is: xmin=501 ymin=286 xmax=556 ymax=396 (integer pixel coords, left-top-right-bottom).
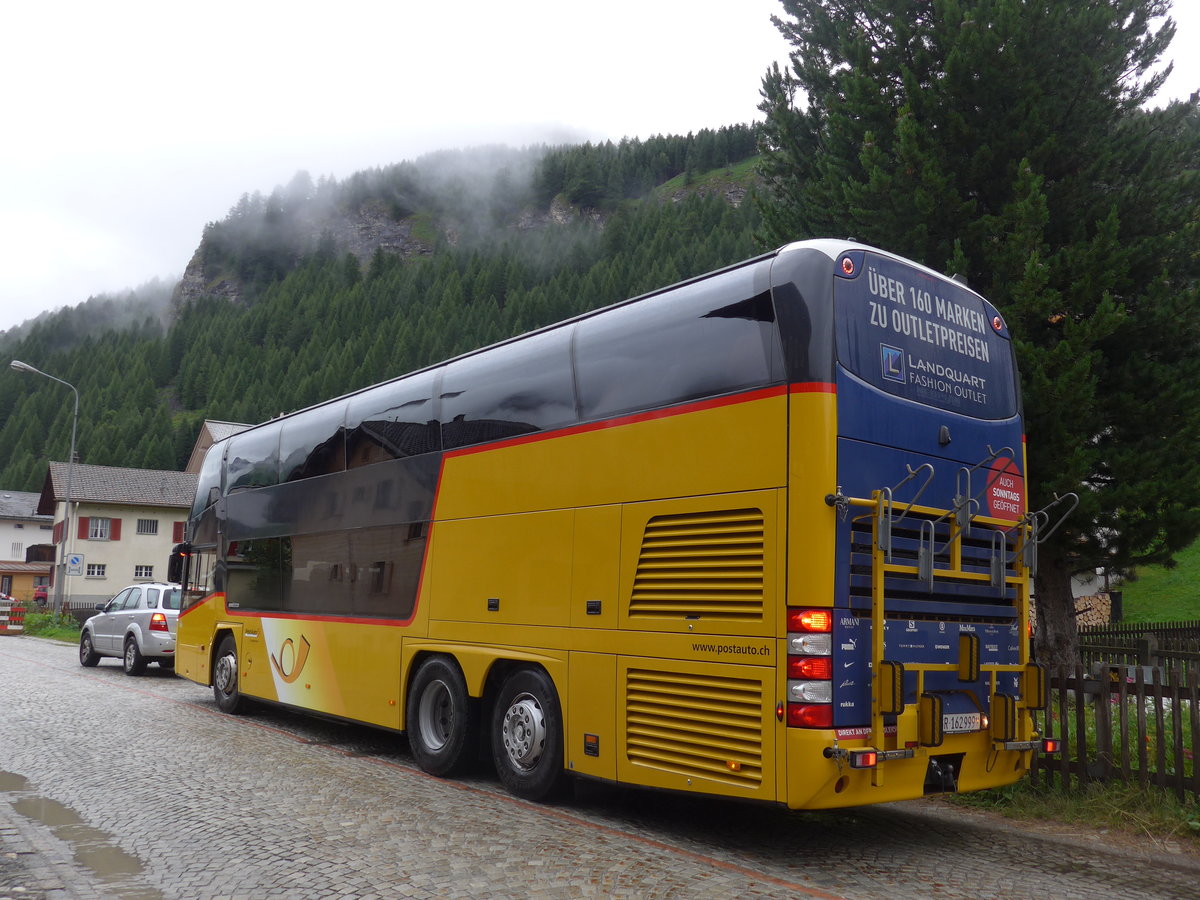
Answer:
xmin=417 ymin=680 xmax=452 ymax=751
xmin=501 ymin=694 xmax=546 ymax=769
xmin=214 ymin=653 xmax=236 ymax=693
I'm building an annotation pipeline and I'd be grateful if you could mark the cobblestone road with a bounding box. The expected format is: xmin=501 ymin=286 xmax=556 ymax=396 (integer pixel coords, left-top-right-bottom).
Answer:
xmin=2 ymin=635 xmax=1199 ymax=899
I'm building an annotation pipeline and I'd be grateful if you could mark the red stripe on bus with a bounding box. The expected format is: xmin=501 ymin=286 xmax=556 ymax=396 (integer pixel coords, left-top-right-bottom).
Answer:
xmin=790 ymin=382 xmax=836 ymax=394
xmin=181 ymin=591 xmax=416 ymax=628
xmin=444 ymin=383 xmax=792 ymax=460
xmin=227 ymin=609 xmax=415 ymax=627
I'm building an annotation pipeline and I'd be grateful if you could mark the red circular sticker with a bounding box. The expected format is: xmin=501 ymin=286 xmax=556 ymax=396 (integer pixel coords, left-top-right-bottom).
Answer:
xmin=986 ymin=457 xmax=1024 ymax=522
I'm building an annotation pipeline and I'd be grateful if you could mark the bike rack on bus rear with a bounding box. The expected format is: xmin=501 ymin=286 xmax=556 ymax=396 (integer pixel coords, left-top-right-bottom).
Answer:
xmin=825 ymin=460 xmax=1075 ymax=787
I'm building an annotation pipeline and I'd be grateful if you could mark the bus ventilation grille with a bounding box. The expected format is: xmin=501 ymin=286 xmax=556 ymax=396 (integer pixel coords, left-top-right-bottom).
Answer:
xmin=625 ymin=668 xmax=763 ymax=787
xmin=629 ymin=508 xmax=765 ymax=621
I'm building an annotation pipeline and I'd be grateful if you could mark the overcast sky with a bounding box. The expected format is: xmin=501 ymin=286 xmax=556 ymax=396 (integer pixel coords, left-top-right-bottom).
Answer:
xmin=0 ymin=1 xmax=1196 ymax=334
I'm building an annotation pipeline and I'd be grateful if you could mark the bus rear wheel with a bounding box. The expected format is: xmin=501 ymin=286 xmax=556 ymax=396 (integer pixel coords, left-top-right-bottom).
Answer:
xmin=213 ymin=634 xmax=246 ymax=714
xmin=407 ymin=657 xmax=477 ymax=777
xmin=490 ymin=668 xmax=565 ymax=801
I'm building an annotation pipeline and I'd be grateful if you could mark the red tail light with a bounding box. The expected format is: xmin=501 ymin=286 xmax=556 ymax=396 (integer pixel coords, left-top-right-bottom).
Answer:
xmin=787 ymin=703 xmax=833 ymax=728
xmin=788 ymin=656 xmax=833 ymax=680
xmin=788 ymin=609 xmax=832 ymax=632
xmin=1042 ymin=737 xmax=1061 ymax=754
xmin=149 ymin=612 xmax=169 ymax=632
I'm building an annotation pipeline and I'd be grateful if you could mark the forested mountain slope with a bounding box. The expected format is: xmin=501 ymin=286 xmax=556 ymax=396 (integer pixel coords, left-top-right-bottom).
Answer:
xmin=0 ymin=127 xmax=765 ymax=490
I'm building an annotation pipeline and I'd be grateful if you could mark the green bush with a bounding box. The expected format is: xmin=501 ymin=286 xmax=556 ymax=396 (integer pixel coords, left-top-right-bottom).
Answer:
xmin=21 ymin=606 xmax=81 ymax=642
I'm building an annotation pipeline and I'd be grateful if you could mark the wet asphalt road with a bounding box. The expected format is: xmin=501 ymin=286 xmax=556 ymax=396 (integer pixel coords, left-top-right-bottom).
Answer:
xmin=1 ymin=634 xmax=1198 ymax=899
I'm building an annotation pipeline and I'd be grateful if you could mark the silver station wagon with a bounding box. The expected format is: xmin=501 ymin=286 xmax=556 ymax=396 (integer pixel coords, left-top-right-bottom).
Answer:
xmin=79 ymin=582 xmax=182 ymax=675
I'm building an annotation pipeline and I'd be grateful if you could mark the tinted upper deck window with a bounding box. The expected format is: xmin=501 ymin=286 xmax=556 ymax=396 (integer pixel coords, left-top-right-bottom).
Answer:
xmin=280 ymin=401 xmax=348 ymax=482
xmin=440 ymin=329 xmax=576 ymax=449
xmin=192 ymin=443 xmax=225 ymax=519
xmin=225 ymin=425 xmax=282 ymax=494
xmin=575 ymin=265 xmax=783 ymax=420
xmin=345 ymin=371 xmax=441 ymax=467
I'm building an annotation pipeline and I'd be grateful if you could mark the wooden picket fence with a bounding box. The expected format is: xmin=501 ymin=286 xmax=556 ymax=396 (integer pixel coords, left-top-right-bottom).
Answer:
xmin=1032 ymin=664 xmax=1200 ymax=801
xmin=1078 ymin=620 xmax=1200 ymax=681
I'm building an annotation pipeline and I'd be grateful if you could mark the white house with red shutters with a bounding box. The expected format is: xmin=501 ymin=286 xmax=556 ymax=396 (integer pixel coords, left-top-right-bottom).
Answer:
xmin=36 ymin=462 xmax=198 ymax=612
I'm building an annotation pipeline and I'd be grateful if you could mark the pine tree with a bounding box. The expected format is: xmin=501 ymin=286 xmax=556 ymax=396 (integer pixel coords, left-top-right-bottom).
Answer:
xmin=758 ymin=0 xmax=1200 ymax=665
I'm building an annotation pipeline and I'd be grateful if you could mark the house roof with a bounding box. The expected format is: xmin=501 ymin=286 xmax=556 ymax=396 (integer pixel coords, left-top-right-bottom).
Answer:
xmin=0 ymin=561 xmax=52 ymax=574
xmin=0 ymin=490 xmax=51 ymax=522
xmin=205 ymin=421 xmax=252 ymax=443
xmin=185 ymin=420 xmax=252 ymax=474
xmin=38 ymin=463 xmax=198 ymax=515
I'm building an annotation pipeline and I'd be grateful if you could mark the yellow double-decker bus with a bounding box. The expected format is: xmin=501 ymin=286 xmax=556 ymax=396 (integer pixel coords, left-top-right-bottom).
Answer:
xmin=173 ymin=239 xmax=1059 ymax=809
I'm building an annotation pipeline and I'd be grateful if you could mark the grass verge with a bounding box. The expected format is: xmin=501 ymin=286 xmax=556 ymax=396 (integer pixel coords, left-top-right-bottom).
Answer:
xmin=952 ymin=778 xmax=1200 ymax=846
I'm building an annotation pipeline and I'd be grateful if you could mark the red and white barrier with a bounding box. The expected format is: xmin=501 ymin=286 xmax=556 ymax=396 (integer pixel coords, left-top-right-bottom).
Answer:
xmin=0 ymin=601 xmax=25 ymax=634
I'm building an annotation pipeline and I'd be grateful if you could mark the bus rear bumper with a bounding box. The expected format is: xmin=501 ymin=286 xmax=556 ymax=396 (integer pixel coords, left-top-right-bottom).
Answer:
xmin=784 ymin=729 xmax=1032 ymax=810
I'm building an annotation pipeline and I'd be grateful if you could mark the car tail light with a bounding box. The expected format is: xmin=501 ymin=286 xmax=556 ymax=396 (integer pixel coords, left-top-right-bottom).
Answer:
xmin=150 ymin=612 xmax=169 ymax=632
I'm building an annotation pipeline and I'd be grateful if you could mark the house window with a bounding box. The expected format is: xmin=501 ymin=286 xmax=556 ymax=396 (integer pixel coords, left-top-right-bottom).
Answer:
xmin=89 ymin=518 xmax=111 ymax=540
xmin=86 ymin=564 xmax=107 ymax=577
xmin=11 ymin=542 xmax=21 ymax=557
xmin=14 ymin=523 xmax=23 ymax=529
xmin=134 ymin=565 xmax=154 ymax=579
xmin=39 ymin=525 xmax=51 ymax=531
xmin=136 ymin=519 xmax=158 ymax=535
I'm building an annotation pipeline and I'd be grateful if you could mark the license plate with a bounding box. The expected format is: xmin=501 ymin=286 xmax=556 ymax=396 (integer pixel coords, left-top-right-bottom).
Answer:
xmin=943 ymin=712 xmax=982 ymax=734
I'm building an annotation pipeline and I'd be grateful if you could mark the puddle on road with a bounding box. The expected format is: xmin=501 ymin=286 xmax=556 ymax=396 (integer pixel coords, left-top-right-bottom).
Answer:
xmin=0 ymin=772 xmax=30 ymax=792
xmin=1 ymin=770 xmax=164 ymax=899
xmin=12 ymin=795 xmax=85 ymax=827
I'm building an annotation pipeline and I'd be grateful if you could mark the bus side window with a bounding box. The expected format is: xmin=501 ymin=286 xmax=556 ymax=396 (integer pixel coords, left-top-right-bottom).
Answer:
xmin=350 ymin=524 xmax=423 ymax=618
xmin=183 ymin=545 xmax=216 ymax=610
xmin=192 ymin=445 xmax=225 ymax=520
xmin=226 ymin=424 xmax=282 ymax=494
xmin=288 ymin=533 xmax=352 ymax=614
xmin=575 ymin=267 xmax=783 ymax=421
xmin=280 ymin=401 xmax=348 ymax=481
xmin=440 ymin=328 xmax=576 ymax=450
xmin=345 ymin=371 xmax=441 ymax=468
xmin=226 ymin=538 xmax=287 ymax=611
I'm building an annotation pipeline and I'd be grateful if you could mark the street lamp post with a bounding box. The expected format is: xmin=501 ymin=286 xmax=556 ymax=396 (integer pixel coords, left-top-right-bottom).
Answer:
xmin=10 ymin=360 xmax=78 ymax=615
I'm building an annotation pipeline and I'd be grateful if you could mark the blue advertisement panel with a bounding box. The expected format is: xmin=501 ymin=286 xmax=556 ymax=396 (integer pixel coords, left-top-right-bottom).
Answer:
xmin=835 ymin=251 xmax=1017 ymax=419
xmin=832 ymin=615 xmax=1022 ymax=730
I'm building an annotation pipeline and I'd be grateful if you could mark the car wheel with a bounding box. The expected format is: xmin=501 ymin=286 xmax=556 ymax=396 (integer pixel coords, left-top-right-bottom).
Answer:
xmin=407 ymin=656 xmax=478 ymax=777
xmin=79 ymin=632 xmax=100 ymax=668
xmin=123 ymin=636 xmax=147 ymax=675
xmin=490 ymin=668 xmax=566 ymax=801
xmin=213 ymin=634 xmax=246 ymax=714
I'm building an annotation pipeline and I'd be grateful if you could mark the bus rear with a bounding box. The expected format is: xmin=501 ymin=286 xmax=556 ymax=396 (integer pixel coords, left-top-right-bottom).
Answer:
xmin=774 ymin=242 xmax=1052 ymax=808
